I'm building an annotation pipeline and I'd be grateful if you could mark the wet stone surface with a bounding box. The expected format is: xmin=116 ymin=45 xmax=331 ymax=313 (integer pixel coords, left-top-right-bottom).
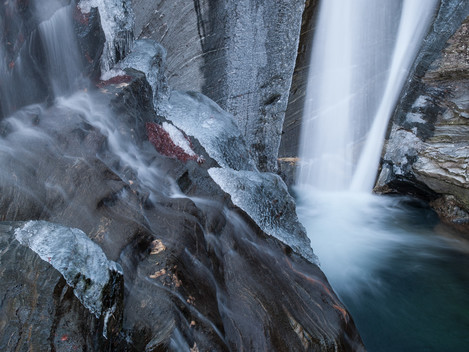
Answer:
xmin=0 ymin=72 xmax=364 ymax=350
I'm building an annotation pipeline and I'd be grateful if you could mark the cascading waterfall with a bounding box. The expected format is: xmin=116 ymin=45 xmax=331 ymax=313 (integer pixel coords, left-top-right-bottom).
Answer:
xmin=298 ymin=0 xmax=438 ymax=192
xmin=37 ymin=4 xmax=84 ymax=96
xmin=297 ymin=1 xmax=469 ymax=351
xmin=350 ymin=0 xmax=439 ymax=192
xmin=0 ymin=0 xmax=133 ymax=118
xmin=0 ymin=0 xmax=84 ymax=118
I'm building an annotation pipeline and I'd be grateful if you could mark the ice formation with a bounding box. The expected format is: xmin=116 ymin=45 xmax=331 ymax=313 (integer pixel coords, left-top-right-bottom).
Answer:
xmin=208 ymin=168 xmax=317 ymax=263
xmin=14 ymin=221 xmax=122 ymax=318
xmin=78 ymin=0 xmax=134 ymax=72
xmin=161 ymin=91 xmax=257 ymax=171
xmin=113 ymin=39 xmax=168 ymax=105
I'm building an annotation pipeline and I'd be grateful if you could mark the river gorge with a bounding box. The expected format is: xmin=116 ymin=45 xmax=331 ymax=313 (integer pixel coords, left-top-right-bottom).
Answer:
xmin=0 ymin=0 xmax=468 ymax=351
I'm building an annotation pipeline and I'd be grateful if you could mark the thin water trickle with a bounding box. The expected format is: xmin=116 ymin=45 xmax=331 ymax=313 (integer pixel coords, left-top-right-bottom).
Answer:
xmin=297 ymin=0 xmax=469 ymax=350
xmin=38 ymin=5 xmax=84 ymax=96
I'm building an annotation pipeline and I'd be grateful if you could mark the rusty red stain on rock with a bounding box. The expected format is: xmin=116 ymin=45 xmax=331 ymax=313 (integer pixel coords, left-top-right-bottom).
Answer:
xmin=96 ymin=75 xmax=132 ymax=88
xmin=145 ymin=122 xmax=203 ymax=163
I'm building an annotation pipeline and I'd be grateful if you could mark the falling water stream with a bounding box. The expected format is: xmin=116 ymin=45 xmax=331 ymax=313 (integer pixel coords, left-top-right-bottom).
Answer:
xmin=297 ymin=0 xmax=469 ymax=351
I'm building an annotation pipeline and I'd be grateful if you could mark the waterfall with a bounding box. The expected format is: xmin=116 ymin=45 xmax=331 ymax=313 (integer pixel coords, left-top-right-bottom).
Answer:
xmin=37 ymin=4 xmax=84 ymax=96
xmin=0 ymin=0 xmax=84 ymax=118
xmin=294 ymin=2 xmax=469 ymax=350
xmin=297 ymin=0 xmax=438 ymax=192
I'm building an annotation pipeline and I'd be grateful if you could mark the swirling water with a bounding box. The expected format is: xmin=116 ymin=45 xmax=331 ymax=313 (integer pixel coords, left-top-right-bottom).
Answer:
xmin=296 ymin=189 xmax=469 ymax=351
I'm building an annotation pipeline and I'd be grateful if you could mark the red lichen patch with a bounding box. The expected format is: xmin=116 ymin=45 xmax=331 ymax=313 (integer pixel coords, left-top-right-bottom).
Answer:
xmin=145 ymin=122 xmax=204 ymax=163
xmin=96 ymin=75 xmax=133 ymax=88
xmin=73 ymin=5 xmax=90 ymax=26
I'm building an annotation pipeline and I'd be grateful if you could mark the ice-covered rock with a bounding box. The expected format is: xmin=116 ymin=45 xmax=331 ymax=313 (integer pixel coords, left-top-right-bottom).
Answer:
xmin=208 ymin=168 xmax=316 ymax=263
xmin=79 ymin=0 xmax=134 ymax=71
xmin=159 ymin=90 xmax=317 ymax=263
xmin=14 ymin=220 xmax=122 ymax=318
xmin=132 ymin=0 xmax=305 ymax=172
xmin=161 ymin=90 xmax=257 ymax=171
xmin=0 ymin=221 xmax=123 ymax=350
xmin=111 ymin=39 xmax=168 ymax=106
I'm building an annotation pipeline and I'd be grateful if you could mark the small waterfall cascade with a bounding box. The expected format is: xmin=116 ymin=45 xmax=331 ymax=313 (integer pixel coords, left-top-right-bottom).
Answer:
xmin=0 ymin=0 xmax=84 ymax=118
xmin=0 ymin=0 xmax=133 ymax=118
xmin=37 ymin=4 xmax=84 ymax=96
xmin=297 ymin=0 xmax=438 ymax=192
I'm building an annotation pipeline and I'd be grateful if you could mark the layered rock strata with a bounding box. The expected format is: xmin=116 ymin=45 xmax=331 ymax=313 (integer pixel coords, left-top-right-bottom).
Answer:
xmin=377 ymin=1 xmax=469 ymax=227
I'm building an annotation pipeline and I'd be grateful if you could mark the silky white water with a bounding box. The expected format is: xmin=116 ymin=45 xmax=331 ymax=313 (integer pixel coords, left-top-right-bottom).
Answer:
xmin=297 ymin=0 xmax=439 ymax=279
xmin=297 ymin=0 xmax=438 ymax=191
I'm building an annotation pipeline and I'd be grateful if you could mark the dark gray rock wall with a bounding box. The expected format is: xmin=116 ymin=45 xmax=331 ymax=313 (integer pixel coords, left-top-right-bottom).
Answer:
xmin=133 ymin=0 xmax=306 ymax=172
xmin=377 ymin=0 xmax=469 ymax=227
xmin=278 ymin=0 xmax=318 ymax=184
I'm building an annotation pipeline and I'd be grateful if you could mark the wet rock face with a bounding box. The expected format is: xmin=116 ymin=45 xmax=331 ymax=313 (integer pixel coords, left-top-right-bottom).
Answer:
xmin=0 ymin=73 xmax=364 ymax=351
xmin=132 ymin=0 xmax=306 ymax=173
xmin=0 ymin=222 xmax=123 ymax=351
xmin=279 ymin=0 xmax=319 ymax=184
xmin=74 ymin=5 xmax=106 ymax=82
xmin=0 ymin=0 xmax=104 ymax=118
xmin=377 ymin=1 xmax=469 ymax=227
xmin=157 ymin=89 xmax=316 ymax=263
